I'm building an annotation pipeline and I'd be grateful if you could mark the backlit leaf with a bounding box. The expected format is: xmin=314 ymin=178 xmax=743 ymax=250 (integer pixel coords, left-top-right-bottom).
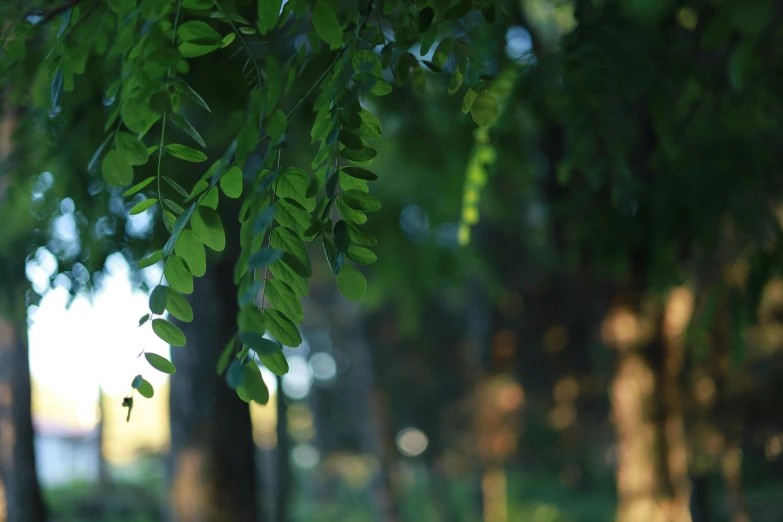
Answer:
xmin=167 ymin=288 xmax=194 ymax=322
xmin=192 ymin=206 xmax=226 ymax=251
xmin=129 ymin=198 xmax=157 ymax=215
xmin=164 ymin=255 xmax=194 ymax=294
xmin=312 ymin=0 xmax=342 ymax=49
xmin=165 ymin=144 xmax=208 ymax=162
xmin=152 ymin=318 xmax=186 ymax=346
xmin=145 ymin=353 xmax=176 ymax=374
xmin=220 ymin=165 xmax=243 ymax=199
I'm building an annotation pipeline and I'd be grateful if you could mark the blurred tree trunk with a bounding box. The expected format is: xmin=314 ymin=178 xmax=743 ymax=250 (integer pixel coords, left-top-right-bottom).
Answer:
xmin=0 ymin=101 xmax=46 ymax=522
xmin=609 ymin=289 xmax=692 ymax=522
xmin=0 ymin=314 xmax=47 ymax=522
xmin=336 ymin=303 xmax=399 ymax=522
xmin=275 ymin=375 xmax=289 ymax=522
xmin=169 ymin=252 xmax=259 ymax=522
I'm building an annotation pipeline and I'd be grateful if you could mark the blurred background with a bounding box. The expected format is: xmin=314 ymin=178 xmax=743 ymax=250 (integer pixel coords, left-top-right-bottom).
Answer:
xmin=2 ymin=0 xmax=783 ymax=521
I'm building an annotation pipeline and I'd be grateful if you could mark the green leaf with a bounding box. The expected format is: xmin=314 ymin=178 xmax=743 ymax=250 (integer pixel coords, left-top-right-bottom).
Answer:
xmin=201 ymin=187 xmax=219 ymax=210
xmin=352 ymin=50 xmax=382 ymax=76
xmin=421 ymin=24 xmax=439 ymax=56
xmin=132 ymin=375 xmax=155 ymax=399
xmin=369 ymin=79 xmax=393 ymax=96
xmin=217 ymin=336 xmax=236 ymax=375
xmin=162 ymin=177 xmax=189 ymax=199
xmin=249 ymin=248 xmax=284 ymax=268
xmin=166 ymin=144 xmax=208 ymax=162
xmin=243 ymin=362 xmax=269 ymax=404
xmin=266 ymin=279 xmax=304 ymax=324
xmin=178 ymin=21 xmax=222 ymax=44
xmin=123 ymin=177 xmax=155 ymax=197
xmin=145 ymin=353 xmax=176 ymax=374
xmin=174 ymin=229 xmax=207 ymax=277
xmin=341 ymin=167 xmax=378 ymax=181
xmin=340 ymin=146 xmax=377 ymax=163
xmin=152 ymin=318 xmax=187 ymax=347
xmin=102 ymin=150 xmax=133 ymax=187
xmin=277 ymin=167 xmax=313 ymax=210
xmin=448 ymin=64 xmax=465 ymax=95
xmin=238 ymin=304 xmax=266 ymax=334
xmin=175 ymin=81 xmax=212 ymax=113
xmin=334 ymin=220 xmax=350 ymax=252
xmin=108 ymin=0 xmax=136 ymax=15
xmin=227 ymin=359 xmax=245 ymax=390
xmin=220 ymin=165 xmax=243 ymax=199
xmin=149 ymin=285 xmax=168 ymax=315
xmin=339 ymin=130 xmax=364 ymax=149
xmin=471 ymin=90 xmax=499 ymax=126
xmin=339 ymin=172 xmax=368 ymax=192
xmin=345 ymin=222 xmax=377 ymax=246
xmin=221 ymin=33 xmax=236 ymax=48
xmin=342 ymin=190 xmax=381 ymax=212
xmin=258 ymin=0 xmax=283 ymax=34
xmin=323 ymin=236 xmax=343 ymax=275
xmin=336 ymin=265 xmax=367 ymax=301
xmin=259 ymin=351 xmax=289 ymax=376
xmin=265 ymin=309 xmax=302 ymax=347
xmin=241 ymin=333 xmax=280 ymax=355
xmin=139 ymin=250 xmax=164 ymax=269
xmin=270 ymin=259 xmax=310 ymax=296
xmin=276 ymin=199 xmax=311 ymax=235
xmin=129 ymin=198 xmax=157 ymax=215
xmin=418 ymin=7 xmax=435 ymax=32
xmin=170 ymin=114 xmax=206 ymax=148
xmin=164 ymin=255 xmax=194 ymax=294
xmin=179 ymin=42 xmax=219 ymax=58
xmin=167 ymin=288 xmax=194 ymax=322
xmin=139 ymin=314 xmax=150 ymax=327
xmin=192 ymin=207 xmax=226 ymax=251
xmin=271 ymin=227 xmax=312 ymax=277
xmin=116 ymin=132 xmax=150 ymax=166
xmin=166 ymin=205 xmax=196 ymax=255
xmin=253 ymin=205 xmax=277 ymax=234
xmin=336 ymin=197 xmax=367 ymax=224
xmin=265 ymin=109 xmax=287 ymax=141
xmin=312 ymin=0 xmax=342 ymax=49
xmin=433 ymin=38 xmax=452 ymax=68
xmin=462 ymin=88 xmax=478 ymax=113
xmin=346 ymin=245 xmax=377 ymax=264
xmin=356 ymin=110 xmax=382 ymax=140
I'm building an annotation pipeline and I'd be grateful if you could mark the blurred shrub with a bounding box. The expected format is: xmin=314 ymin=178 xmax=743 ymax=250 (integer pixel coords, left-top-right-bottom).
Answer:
xmin=45 ymin=481 xmax=164 ymax=522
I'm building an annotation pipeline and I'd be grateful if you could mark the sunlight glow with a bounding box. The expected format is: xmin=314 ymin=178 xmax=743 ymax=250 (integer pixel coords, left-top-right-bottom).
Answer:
xmin=28 ymin=254 xmax=171 ymax=429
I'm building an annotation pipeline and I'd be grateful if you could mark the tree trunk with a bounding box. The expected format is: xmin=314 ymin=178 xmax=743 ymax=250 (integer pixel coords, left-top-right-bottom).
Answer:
xmin=608 ymin=290 xmax=692 ymax=522
xmin=334 ymin=301 xmax=399 ymax=522
xmin=0 ymin=313 xmax=48 ymax=522
xmin=0 ymin=98 xmax=46 ymax=522
xmin=168 ymin=255 xmax=258 ymax=522
xmin=275 ymin=375 xmax=289 ymax=522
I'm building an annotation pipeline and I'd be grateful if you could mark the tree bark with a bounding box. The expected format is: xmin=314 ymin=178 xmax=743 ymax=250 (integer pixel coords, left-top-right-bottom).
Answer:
xmin=0 ymin=313 xmax=48 ymax=522
xmin=168 ymin=255 xmax=259 ymax=522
